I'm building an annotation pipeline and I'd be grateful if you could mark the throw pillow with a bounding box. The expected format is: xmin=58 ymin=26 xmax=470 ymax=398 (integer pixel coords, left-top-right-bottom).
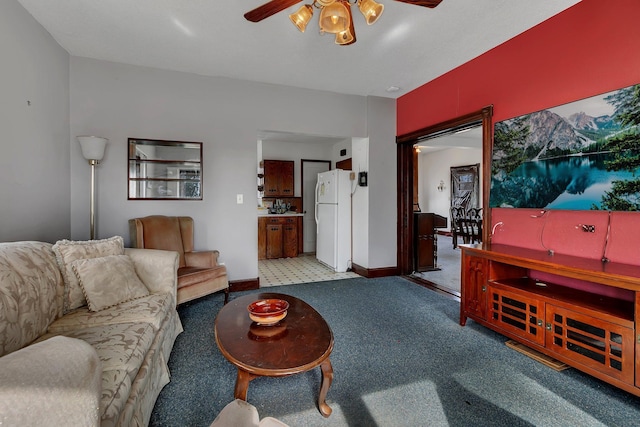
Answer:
xmin=52 ymin=236 xmax=124 ymax=313
xmin=71 ymin=254 xmax=149 ymax=312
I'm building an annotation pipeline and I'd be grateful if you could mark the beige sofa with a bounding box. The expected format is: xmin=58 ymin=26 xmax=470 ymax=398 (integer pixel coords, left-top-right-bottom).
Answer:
xmin=0 ymin=238 xmax=183 ymax=427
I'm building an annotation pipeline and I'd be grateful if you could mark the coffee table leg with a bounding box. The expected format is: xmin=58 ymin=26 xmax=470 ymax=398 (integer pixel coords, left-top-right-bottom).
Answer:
xmin=234 ymin=369 xmax=254 ymax=400
xmin=318 ymin=358 xmax=333 ymax=417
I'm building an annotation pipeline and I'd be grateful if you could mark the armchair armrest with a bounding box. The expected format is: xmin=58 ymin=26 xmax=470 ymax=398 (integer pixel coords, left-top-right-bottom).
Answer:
xmin=185 ymin=250 xmax=220 ymax=268
xmin=0 ymin=336 xmax=101 ymax=427
xmin=125 ymin=248 xmax=179 ymax=299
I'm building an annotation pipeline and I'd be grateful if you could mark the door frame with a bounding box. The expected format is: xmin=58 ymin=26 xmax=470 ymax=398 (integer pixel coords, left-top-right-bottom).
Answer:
xmin=396 ymin=106 xmax=494 ymax=275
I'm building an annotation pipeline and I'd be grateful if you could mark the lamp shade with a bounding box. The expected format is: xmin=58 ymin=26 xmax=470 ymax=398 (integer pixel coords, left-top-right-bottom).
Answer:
xmin=358 ymin=0 xmax=384 ymax=25
xmin=77 ymin=136 xmax=108 ymax=161
xmin=289 ymin=4 xmax=313 ymax=32
xmin=319 ymin=1 xmax=349 ymax=34
xmin=336 ymin=27 xmax=355 ymax=45
xmin=336 ymin=2 xmax=356 ymax=45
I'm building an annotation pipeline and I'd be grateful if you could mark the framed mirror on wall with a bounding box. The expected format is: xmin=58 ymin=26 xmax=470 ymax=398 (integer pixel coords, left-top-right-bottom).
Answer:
xmin=128 ymin=138 xmax=203 ymax=200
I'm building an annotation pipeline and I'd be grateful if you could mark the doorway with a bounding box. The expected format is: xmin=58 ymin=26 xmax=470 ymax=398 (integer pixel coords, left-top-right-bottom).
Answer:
xmin=411 ymin=130 xmax=481 ymax=295
xmin=301 ymin=160 xmax=331 ymax=253
xmin=396 ymin=106 xmax=494 ymax=280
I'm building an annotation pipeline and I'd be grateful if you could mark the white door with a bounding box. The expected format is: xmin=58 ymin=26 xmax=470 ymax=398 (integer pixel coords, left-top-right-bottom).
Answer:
xmin=302 ymin=161 xmax=330 ymax=253
xmin=316 ymin=203 xmax=337 ymax=269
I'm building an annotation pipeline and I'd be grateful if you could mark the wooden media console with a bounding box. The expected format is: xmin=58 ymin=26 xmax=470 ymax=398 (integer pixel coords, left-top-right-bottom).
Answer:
xmin=461 ymin=243 xmax=640 ymax=396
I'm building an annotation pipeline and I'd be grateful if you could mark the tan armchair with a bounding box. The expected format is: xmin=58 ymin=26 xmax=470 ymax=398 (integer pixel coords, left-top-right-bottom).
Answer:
xmin=129 ymin=215 xmax=229 ymax=304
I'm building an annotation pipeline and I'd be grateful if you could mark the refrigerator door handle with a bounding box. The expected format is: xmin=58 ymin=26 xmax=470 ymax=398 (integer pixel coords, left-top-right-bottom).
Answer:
xmin=314 ymin=179 xmax=320 ymax=224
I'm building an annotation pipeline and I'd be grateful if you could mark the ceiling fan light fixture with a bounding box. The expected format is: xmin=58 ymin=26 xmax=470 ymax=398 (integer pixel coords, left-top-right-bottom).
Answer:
xmin=335 ymin=2 xmax=356 ymax=45
xmin=358 ymin=0 xmax=384 ymax=25
xmin=245 ymin=0 xmax=441 ymax=45
xmin=319 ymin=1 xmax=349 ymax=34
xmin=289 ymin=4 xmax=314 ymax=32
xmin=335 ymin=29 xmax=354 ymax=45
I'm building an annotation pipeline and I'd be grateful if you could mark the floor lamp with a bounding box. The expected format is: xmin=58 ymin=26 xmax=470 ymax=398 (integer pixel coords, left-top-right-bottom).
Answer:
xmin=78 ymin=136 xmax=108 ymax=240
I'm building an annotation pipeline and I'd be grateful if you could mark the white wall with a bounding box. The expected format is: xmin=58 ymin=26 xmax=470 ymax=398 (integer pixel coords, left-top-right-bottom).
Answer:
xmin=69 ymin=57 xmax=397 ymax=281
xmin=1 ymin=2 xmax=398 ymax=276
xmin=0 ymin=0 xmax=70 ymax=242
xmin=351 ymin=137 xmax=369 ymax=268
xmin=366 ymin=97 xmax=397 ymax=269
xmin=418 ymin=147 xmax=482 ymax=229
xmin=331 ymin=140 xmax=352 ymax=166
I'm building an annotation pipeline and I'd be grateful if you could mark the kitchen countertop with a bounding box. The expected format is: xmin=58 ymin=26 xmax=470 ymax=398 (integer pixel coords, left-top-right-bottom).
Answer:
xmin=257 ymin=211 xmax=304 ymax=217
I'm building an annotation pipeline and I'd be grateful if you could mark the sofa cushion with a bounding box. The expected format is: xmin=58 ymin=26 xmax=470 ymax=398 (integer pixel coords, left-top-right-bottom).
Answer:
xmin=0 ymin=241 xmax=62 ymax=357
xmin=101 ymin=368 xmax=132 ymax=427
xmin=52 ymin=236 xmax=124 ymax=313
xmin=71 ymin=255 xmax=149 ymax=312
xmin=48 ymin=293 xmax=173 ymax=334
xmin=42 ymin=322 xmax=156 ymax=372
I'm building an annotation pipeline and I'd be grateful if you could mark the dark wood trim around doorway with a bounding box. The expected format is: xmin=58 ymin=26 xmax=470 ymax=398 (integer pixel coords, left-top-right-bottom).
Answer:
xmin=351 ymin=263 xmax=398 ymax=278
xmin=336 ymin=158 xmax=352 ymax=170
xmin=396 ymin=106 xmax=494 ymax=276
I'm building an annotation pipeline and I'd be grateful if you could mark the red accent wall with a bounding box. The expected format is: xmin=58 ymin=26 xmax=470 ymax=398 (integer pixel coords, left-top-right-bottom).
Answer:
xmin=397 ymin=0 xmax=640 ymax=135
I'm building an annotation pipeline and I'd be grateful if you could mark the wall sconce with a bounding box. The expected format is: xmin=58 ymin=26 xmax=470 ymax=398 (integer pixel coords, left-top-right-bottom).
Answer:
xmin=437 ymin=180 xmax=445 ymax=192
xmin=77 ymin=136 xmax=108 ymax=240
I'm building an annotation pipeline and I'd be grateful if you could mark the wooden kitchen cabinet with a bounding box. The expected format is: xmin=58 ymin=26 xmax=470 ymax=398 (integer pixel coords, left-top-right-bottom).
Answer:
xmin=263 ymin=160 xmax=294 ymax=197
xmin=266 ymin=223 xmax=283 ymax=259
xmin=258 ymin=215 xmax=302 ymax=260
xmin=283 ymin=220 xmax=298 ymax=258
xmin=258 ymin=217 xmax=267 ymax=259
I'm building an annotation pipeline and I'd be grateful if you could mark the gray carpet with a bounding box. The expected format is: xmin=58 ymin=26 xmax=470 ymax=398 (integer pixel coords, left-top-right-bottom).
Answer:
xmin=150 ymin=277 xmax=640 ymax=426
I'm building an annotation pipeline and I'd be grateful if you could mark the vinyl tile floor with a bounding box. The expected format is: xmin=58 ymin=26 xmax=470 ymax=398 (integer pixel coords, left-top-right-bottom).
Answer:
xmin=258 ymin=253 xmax=360 ymax=287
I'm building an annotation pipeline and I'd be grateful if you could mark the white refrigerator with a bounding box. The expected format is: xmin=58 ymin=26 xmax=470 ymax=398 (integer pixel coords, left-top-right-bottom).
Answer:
xmin=315 ymin=169 xmax=352 ymax=272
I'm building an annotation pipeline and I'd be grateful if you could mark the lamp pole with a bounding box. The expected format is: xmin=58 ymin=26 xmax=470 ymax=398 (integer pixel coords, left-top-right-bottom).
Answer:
xmin=89 ymin=159 xmax=98 ymax=240
xmin=77 ymin=136 xmax=108 ymax=240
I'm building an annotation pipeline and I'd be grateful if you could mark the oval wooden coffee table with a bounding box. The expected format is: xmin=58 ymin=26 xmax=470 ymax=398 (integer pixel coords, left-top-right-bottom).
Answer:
xmin=214 ymin=292 xmax=334 ymax=417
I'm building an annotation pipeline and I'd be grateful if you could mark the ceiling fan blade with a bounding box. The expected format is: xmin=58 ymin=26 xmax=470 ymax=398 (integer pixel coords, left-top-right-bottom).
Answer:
xmin=244 ymin=0 xmax=303 ymax=22
xmin=393 ymin=0 xmax=443 ymax=8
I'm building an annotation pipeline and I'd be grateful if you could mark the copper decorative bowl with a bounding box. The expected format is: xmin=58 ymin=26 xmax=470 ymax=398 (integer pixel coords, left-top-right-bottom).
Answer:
xmin=247 ymin=299 xmax=289 ymax=325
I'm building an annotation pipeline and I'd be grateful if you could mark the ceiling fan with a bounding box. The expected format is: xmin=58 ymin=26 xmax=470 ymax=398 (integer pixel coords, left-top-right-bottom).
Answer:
xmin=244 ymin=0 xmax=442 ymax=45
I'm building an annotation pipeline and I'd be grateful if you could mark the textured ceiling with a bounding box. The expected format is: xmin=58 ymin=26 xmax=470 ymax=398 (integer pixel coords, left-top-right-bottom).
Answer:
xmin=17 ymin=0 xmax=581 ymax=99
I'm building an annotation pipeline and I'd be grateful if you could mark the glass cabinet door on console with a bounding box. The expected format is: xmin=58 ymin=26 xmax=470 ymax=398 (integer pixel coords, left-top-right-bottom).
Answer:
xmin=487 ymin=284 xmax=545 ymax=346
xmin=546 ymin=304 xmax=634 ymax=385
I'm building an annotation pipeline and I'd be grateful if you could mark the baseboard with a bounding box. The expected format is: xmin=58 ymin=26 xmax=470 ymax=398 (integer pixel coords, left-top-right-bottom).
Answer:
xmin=351 ymin=263 xmax=398 ymax=278
xmin=229 ymin=278 xmax=259 ymax=292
